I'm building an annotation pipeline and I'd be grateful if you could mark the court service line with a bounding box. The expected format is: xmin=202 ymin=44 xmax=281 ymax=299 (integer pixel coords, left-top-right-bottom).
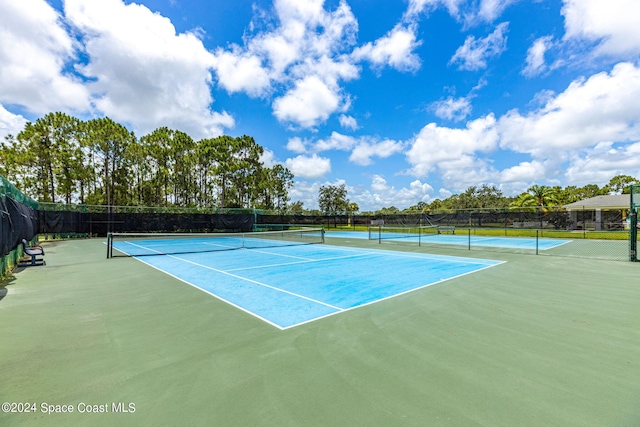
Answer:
xmin=225 ymin=251 xmax=380 ymax=272
xmin=242 ymin=247 xmax=316 ymax=261
xmin=166 ymin=254 xmax=344 ymax=312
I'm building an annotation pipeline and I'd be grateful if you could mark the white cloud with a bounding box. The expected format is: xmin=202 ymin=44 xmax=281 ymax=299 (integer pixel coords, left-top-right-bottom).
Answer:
xmin=312 ymin=131 xmax=357 ymax=152
xmin=339 ymin=114 xmax=358 ymax=130
xmin=64 ymin=0 xmax=233 ymax=139
xmin=499 ymin=62 xmax=640 ymax=157
xmin=273 ymin=76 xmax=342 ymax=128
xmin=564 ymin=141 xmax=640 ymax=186
xmin=0 ymin=0 xmax=90 ymax=114
xmin=259 ymin=149 xmax=278 ymax=168
xmin=349 ymin=139 xmax=404 ymax=166
xmin=562 ymin=0 xmax=640 ymax=58
xmin=211 ymin=0 xmax=360 ymax=129
xmin=354 ymin=175 xmax=435 ymax=210
xmin=430 ymin=96 xmax=472 ymax=121
xmin=406 ymin=114 xmax=499 ymax=177
xmin=285 ymin=154 xmax=331 ymax=179
xmin=211 ymin=49 xmax=270 ymax=97
xmin=298 ymin=132 xmax=403 ymax=166
xmin=499 ymin=160 xmax=547 ymax=183
xmin=450 ymin=22 xmax=509 ymax=70
xmin=352 ymin=24 xmax=422 ymax=72
xmin=522 ymin=36 xmax=554 ymax=78
xmin=286 ymin=136 xmax=308 ymax=153
xmin=472 ymin=0 xmax=518 ymax=24
xmin=0 ymin=104 xmax=28 ymax=140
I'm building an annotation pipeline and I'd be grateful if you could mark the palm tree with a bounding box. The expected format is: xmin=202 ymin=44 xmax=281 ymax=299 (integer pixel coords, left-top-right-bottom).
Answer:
xmin=510 ymin=185 xmax=558 ymax=227
xmin=510 ymin=185 xmax=558 ymax=210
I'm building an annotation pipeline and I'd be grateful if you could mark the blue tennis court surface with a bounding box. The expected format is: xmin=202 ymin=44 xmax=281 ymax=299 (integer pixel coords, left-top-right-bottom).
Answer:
xmin=112 ymin=240 xmax=503 ymax=329
xmin=326 ymin=231 xmax=570 ymax=250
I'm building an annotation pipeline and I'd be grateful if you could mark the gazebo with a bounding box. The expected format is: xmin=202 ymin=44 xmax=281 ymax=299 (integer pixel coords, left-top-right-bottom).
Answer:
xmin=563 ymin=194 xmax=631 ymax=231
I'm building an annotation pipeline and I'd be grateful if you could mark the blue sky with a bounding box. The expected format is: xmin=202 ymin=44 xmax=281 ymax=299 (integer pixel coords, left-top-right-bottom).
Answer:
xmin=1 ymin=0 xmax=640 ymax=211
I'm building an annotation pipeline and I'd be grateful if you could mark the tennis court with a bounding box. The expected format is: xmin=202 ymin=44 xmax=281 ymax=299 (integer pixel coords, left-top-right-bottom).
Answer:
xmin=110 ymin=232 xmax=503 ymax=329
xmin=2 ymin=237 xmax=640 ymax=426
xmin=327 ymin=230 xmax=570 ymax=250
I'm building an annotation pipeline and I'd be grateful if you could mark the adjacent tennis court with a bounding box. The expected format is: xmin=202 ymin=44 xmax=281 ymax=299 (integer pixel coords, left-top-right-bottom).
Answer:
xmin=327 ymin=229 xmax=570 ymax=250
xmin=109 ymin=231 xmax=504 ymax=329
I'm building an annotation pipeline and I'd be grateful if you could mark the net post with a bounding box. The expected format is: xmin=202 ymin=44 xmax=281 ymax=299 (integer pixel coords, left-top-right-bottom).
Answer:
xmin=378 ymin=225 xmax=381 ymax=244
xmin=107 ymin=233 xmax=112 ymax=259
xmin=467 ymin=228 xmax=471 ymax=250
xmin=321 ymin=226 xmax=325 ymax=244
xmin=629 ymin=211 xmax=637 ymax=261
xmin=536 ymin=229 xmax=539 ymax=255
xmin=630 ymin=184 xmax=639 ymax=261
xmin=418 ymin=226 xmax=421 ymax=247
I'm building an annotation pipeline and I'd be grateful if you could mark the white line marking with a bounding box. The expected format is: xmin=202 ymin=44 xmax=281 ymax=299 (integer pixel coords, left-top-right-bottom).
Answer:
xmin=164 ymin=254 xmax=344 ymax=312
xmin=112 ymin=240 xmax=506 ymax=330
xmin=279 ymin=260 xmax=506 ymax=330
xmin=226 ymin=252 xmax=378 ymax=272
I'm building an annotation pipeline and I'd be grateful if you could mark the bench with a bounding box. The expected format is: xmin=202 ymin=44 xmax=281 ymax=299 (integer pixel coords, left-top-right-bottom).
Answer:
xmin=437 ymin=226 xmax=455 ymax=234
xmin=19 ymin=239 xmax=45 ymax=267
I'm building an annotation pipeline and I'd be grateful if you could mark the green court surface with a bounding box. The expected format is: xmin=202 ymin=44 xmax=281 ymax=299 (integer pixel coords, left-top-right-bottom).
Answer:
xmin=1 ymin=238 xmax=639 ymax=426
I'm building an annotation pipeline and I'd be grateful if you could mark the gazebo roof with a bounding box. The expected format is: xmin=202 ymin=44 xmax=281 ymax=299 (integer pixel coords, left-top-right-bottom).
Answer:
xmin=563 ymin=194 xmax=630 ymax=210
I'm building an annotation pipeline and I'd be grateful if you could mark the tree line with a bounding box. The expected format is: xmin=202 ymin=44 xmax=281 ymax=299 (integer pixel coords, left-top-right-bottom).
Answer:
xmin=0 ymin=112 xmax=293 ymax=211
xmin=376 ymin=177 xmax=639 ymax=215
xmin=314 ymin=177 xmax=639 ymax=217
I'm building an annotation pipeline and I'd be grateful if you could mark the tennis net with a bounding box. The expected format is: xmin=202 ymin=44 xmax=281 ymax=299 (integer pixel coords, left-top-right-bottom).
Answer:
xmin=368 ymin=225 xmax=439 ymax=242
xmin=107 ymin=228 xmax=325 ymax=258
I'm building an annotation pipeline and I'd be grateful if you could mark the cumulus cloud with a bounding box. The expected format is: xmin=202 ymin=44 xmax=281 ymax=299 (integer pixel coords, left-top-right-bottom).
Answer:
xmin=499 ymin=160 xmax=547 ymax=183
xmin=286 ymin=136 xmax=309 ymax=153
xmin=285 ymin=154 xmax=331 ymax=179
xmin=450 ymin=22 xmax=509 ymax=70
xmin=415 ymin=62 xmax=640 ymax=190
xmin=349 ymin=139 xmax=404 ymax=166
xmin=211 ymin=49 xmax=270 ymax=97
xmin=312 ymin=132 xmax=357 ymax=152
xmin=211 ymin=0 xmax=361 ymax=129
xmin=339 ymin=114 xmax=358 ymax=130
xmin=406 ymin=114 xmax=499 ymax=177
xmin=499 ymin=62 xmax=640 ymax=156
xmin=564 ymin=141 xmax=640 ymax=186
xmin=64 ymin=0 xmax=233 ymax=139
xmin=562 ymin=0 xmax=640 ymax=58
xmin=0 ymin=0 xmax=90 ymax=113
xmin=291 ymin=132 xmax=403 ymax=166
xmin=352 ymin=24 xmax=422 ymax=72
xmin=522 ymin=36 xmax=554 ymax=78
xmin=404 ymin=0 xmax=516 ymax=26
xmin=273 ymin=76 xmax=342 ymax=128
xmin=0 ymin=105 xmax=28 ymax=140
xmin=430 ymin=96 xmax=472 ymax=121
xmin=354 ymin=175 xmax=435 ymax=210
xmin=471 ymin=0 xmax=518 ymax=25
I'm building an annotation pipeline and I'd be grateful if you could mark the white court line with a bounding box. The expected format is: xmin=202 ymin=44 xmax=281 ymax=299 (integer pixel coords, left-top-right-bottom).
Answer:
xmin=114 ymin=240 xmax=506 ymax=330
xmin=282 ymin=260 xmax=505 ymax=330
xmin=225 ymin=251 xmax=379 ymax=272
xmin=243 ymin=247 xmax=316 ymax=261
xmin=165 ymin=253 xmax=343 ymax=312
xmin=119 ymin=241 xmax=343 ymax=310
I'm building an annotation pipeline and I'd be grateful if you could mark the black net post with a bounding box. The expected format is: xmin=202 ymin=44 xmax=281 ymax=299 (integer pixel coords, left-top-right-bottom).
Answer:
xmin=630 ymin=184 xmax=639 ymax=262
xmin=630 ymin=210 xmax=638 ymax=262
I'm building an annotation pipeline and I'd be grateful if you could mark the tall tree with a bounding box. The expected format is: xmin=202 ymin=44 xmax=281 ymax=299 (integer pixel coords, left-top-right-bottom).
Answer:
xmin=82 ymin=117 xmax=136 ymax=205
xmin=605 ymin=175 xmax=638 ymax=194
xmin=13 ymin=112 xmax=82 ymax=203
xmin=510 ymin=185 xmax=558 ymax=210
xmin=318 ymin=184 xmax=349 ymax=215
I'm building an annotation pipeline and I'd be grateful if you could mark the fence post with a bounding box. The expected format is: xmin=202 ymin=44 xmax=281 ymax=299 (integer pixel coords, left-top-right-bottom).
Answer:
xmin=630 ymin=210 xmax=637 ymax=262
